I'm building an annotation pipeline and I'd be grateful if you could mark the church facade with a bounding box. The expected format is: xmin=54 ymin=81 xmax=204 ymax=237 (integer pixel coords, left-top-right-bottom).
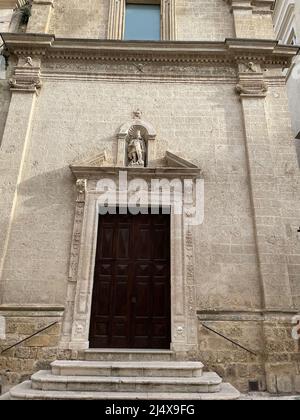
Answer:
xmin=0 ymin=0 xmax=300 ymax=396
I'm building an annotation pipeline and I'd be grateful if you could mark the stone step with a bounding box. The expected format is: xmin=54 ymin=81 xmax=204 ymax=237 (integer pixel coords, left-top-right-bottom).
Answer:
xmin=9 ymin=381 xmax=240 ymax=400
xmin=51 ymin=360 xmax=204 ymax=378
xmin=31 ymin=370 xmax=222 ymax=393
xmin=84 ymin=349 xmax=174 ymax=362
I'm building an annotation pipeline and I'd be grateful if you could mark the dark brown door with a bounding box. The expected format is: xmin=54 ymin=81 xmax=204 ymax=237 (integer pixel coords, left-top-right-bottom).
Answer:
xmin=89 ymin=211 xmax=171 ymax=349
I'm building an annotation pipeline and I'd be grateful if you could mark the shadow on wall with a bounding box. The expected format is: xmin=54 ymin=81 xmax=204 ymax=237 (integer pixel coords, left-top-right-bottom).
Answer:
xmin=0 ymin=166 xmax=75 ymax=305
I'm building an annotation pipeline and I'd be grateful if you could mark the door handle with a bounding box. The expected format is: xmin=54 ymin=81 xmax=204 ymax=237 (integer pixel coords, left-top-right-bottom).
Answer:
xmin=131 ymin=296 xmax=137 ymax=304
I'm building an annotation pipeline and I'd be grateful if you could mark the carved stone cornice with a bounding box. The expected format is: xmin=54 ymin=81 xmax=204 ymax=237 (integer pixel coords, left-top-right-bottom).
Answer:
xmin=9 ymin=56 xmax=42 ymax=93
xmin=1 ymin=34 xmax=299 ymax=69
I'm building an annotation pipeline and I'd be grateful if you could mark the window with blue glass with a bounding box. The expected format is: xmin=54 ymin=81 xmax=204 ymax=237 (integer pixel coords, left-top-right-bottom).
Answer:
xmin=124 ymin=3 xmax=161 ymax=41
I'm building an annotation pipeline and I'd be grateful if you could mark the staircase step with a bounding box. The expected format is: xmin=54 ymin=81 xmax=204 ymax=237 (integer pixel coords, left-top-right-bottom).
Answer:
xmin=51 ymin=360 xmax=204 ymax=378
xmin=31 ymin=371 xmax=222 ymax=393
xmin=84 ymin=349 xmax=173 ymax=362
xmin=9 ymin=381 xmax=240 ymax=400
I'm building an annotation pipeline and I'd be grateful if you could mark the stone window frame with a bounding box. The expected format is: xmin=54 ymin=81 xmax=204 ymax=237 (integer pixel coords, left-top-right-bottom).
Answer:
xmin=107 ymin=0 xmax=176 ymax=41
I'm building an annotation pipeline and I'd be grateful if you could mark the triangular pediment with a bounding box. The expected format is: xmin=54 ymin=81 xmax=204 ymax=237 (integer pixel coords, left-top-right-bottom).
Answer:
xmin=164 ymin=151 xmax=198 ymax=169
xmin=71 ymin=150 xmax=108 ymax=168
xmin=70 ymin=150 xmax=201 ymax=179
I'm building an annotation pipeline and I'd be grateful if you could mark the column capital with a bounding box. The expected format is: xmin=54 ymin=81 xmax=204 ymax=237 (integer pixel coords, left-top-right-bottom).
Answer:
xmin=236 ymin=62 xmax=268 ymax=98
xmin=224 ymin=0 xmax=275 ymax=10
xmin=9 ymin=56 xmax=41 ymax=93
xmin=224 ymin=0 xmax=253 ymax=11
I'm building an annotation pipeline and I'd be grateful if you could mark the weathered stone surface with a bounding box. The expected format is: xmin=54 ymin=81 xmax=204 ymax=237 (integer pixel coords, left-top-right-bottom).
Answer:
xmin=0 ymin=0 xmax=299 ymax=398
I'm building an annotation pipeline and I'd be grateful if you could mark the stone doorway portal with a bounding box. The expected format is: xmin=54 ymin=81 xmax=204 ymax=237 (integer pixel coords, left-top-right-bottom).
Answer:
xmin=89 ymin=210 xmax=171 ymax=349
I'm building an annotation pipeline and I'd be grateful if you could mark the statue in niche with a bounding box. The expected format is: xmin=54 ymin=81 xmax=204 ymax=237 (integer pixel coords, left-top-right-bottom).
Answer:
xmin=127 ymin=130 xmax=146 ymax=167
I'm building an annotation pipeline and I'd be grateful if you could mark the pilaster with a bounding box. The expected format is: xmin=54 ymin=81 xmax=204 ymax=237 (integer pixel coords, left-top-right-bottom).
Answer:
xmin=107 ymin=0 xmax=125 ymax=40
xmin=26 ymin=0 xmax=54 ymax=34
xmin=0 ymin=56 xmax=41 ymax=302
xmin=225 ymin=0 xmax=275 ymax=38
xmin=236 ymin=62 xmax=293 ymax=311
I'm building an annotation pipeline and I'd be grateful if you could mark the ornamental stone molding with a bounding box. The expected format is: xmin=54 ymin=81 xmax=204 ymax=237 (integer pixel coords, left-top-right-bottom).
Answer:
xmin=1 ymin=34 xmax=298 ymax=69
xmin=117 ymin=110 xmax=157 ymax=167
xmin=9 ymin=55 xmax=42 ymax=93
xmin=107 ymin=0 xmax=176 ymax=41
xmin=224 ymin=0 xmax=275 ymax=13
xmin=236 ymin=62 xmax=268 ymax=97
xmin=60 ymin=148 xmax=202 ymax=351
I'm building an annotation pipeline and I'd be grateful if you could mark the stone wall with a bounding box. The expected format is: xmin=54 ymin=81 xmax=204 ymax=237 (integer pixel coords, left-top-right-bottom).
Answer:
xmin=176 ymin=0 xmax=234 ymax=41
xmin=49 ymin=0 xmax=110 ymax=39
xmin=197 ymin=317 xmax=300 ymax=394
xmin=0 ymin=78 xmax=258 ymax=308
xmin=265 ymin=85 xmax=300 ymax=310
xmin=0 ymin=311 xmax=70 ymax=394
xmin=49 ymin=0 xmax=235 ymax=40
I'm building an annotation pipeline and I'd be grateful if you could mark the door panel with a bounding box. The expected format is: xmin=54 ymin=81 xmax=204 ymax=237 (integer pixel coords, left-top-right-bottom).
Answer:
xmin=89 ymin=211 xmax=171 ymax=349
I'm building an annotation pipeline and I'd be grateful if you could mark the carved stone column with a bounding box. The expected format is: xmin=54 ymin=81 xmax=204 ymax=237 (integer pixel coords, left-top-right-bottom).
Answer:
xmin=0 ymin=57 xmax=41 ymax=296
xmin=26 ymin=0 xmax=54 ymax=34
xmin=237 ymin=62 xmax=293 ymax=310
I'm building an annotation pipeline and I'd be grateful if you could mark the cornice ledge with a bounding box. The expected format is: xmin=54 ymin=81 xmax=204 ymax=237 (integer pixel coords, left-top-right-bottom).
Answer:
xmin=1 ymin=34 xmax=299 ymax=66
xmin=70 ymin=166 xmax=202 ymax=180
xmin=224 ymin=0 xmax=275 ymax=10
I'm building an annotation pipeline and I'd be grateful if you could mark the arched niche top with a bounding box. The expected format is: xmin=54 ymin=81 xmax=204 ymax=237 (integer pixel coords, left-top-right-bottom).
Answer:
xmin=116 ymin=111 xmax=157 ymax=166
xmin=118 ymin=111 xmax=157 ymax=140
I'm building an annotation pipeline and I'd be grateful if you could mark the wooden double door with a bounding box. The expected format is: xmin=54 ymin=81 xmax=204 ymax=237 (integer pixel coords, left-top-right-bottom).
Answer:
xmin=89 ymin=211 xmax=171 ymax=349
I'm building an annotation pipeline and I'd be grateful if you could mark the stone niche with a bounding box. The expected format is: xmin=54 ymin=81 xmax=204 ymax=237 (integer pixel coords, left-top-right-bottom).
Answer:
xmin=117 ymin=110 xmax=156 ymax=167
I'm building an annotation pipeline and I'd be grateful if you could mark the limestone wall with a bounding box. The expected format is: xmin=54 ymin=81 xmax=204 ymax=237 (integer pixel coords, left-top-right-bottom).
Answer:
xmin=176 ymin=0 xmax=234 ymax=41
xmin=0 ymin=78 xmax=260 ymax=310
xmin=265 ymin=85 xmax=300 ymax=309
xmin=198 ymin=318 xmax=300 ymax=393
xmin=49 ymin=0 xmax=110 ymax=39
xmin=0 ymin=313 xmax=69 ymax=394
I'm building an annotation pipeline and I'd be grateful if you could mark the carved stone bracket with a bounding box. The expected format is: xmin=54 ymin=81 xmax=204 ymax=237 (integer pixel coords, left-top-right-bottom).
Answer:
xmin=236 ymin=62 xmax=268 ymax=97
xmin=9 ymin=56 xmax=42 ymax=93
xmin=76 ymin=179 xmax=87 ymax=203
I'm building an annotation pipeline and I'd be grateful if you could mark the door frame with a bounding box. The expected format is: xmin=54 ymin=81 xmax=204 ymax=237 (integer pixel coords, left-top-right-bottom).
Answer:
xmin=60 ymin=168 xmax=200 ymax=358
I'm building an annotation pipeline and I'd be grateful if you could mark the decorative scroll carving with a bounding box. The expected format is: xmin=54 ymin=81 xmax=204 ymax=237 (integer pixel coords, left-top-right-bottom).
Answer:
xmin=69 ymin=179 xmax=87 ymax=281
xmin=236 ymin=62 xmax=268 ymax=97
xmin=9 ymin=56 xmax=41 ymax=93
xmin=184 ymin=223 xmax=198 ymax=346
xmin=76 ymin=179 xmax=87 ymax=203
xmin=236 ymin=80 xmax=268 ymax=97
